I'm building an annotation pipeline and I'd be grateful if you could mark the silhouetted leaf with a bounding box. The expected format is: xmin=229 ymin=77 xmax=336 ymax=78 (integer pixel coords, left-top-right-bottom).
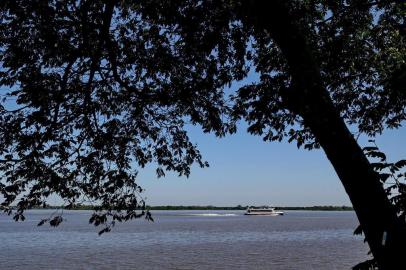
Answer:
xmin=363 ymin=146 xmax=378 ymax=152
xmin=145 ymin=211 xmax=154 ymax=222
xmin=354 ymin=225 xmax=363 ymax=235
xmin=49 ymin=216 xmax=63 ymax=227
xmin=365 ymin=151 xmax=386 ymax=161
xmin=37 ymin=219 xmax=48 ymax=226
xmin=370 ymin=162 xmax=391 ymax=171
xmin=394 ymin=160 xmax=406 ymax=169
xmin=98 ymin=227 xmax=111 ymax=236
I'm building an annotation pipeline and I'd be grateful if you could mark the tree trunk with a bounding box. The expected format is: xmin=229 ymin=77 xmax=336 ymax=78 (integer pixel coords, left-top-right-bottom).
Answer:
xmin=240 ymin=1 xmax=406 ymax=268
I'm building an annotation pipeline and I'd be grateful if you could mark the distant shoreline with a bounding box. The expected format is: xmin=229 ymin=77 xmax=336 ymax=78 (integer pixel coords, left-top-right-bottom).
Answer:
xmin=24 ymin=205 xmax=354 ymax=211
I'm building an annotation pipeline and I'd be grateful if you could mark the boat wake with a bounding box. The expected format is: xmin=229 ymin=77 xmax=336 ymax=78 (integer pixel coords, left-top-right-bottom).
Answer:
xmin=183 ymin=213 xmax=238 ymax=217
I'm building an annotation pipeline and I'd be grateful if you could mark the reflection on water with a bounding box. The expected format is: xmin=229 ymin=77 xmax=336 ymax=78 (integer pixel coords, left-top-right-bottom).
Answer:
xmin=0 ymin=210 xmax=370 ymax=270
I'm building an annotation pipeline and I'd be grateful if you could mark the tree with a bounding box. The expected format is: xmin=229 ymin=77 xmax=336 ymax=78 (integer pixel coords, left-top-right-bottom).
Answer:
xmin=232 ymin=2 xmax=406 ymax=269
xmin=0 ymin=0 xmax=405 ymax=268
xmin=355 ymin=141 xmax=406 ymax=269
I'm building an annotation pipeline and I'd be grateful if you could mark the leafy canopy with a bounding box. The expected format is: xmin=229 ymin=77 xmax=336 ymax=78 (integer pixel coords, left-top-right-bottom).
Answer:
xmin=0 ymin=0 xmax=405 ymax=229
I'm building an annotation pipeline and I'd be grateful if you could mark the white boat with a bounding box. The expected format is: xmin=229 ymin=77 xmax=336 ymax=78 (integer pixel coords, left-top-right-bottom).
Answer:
xmin=244 ymin=206 xmax=284 ymax=216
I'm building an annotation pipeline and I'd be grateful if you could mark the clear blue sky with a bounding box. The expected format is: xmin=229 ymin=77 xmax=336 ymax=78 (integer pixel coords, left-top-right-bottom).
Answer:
xmin=136 ymin=120 xmax=406 ymax=207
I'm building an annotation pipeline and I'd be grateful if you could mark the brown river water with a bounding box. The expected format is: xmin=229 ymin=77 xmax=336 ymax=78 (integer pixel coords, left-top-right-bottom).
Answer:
xmin=0 ymin=210 xmax=371 ymax=269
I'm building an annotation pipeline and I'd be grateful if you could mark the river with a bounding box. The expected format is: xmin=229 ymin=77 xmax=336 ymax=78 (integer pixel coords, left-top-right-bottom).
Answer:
xmin=0 ymin=210 xmax=370 ymax=269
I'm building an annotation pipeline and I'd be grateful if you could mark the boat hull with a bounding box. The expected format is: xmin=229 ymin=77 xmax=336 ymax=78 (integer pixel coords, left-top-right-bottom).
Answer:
xmin=244 ymin=211 xmax=284 ymax=216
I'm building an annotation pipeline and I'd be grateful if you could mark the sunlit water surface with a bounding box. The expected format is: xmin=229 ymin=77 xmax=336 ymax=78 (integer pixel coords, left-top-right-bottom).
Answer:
xmin=0 ymin=210 xmax=370 ymax=269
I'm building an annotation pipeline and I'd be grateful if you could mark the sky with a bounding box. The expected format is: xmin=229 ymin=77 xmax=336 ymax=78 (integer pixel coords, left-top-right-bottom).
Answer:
xmin=135 ymin=120 xmax=406 ymax=207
